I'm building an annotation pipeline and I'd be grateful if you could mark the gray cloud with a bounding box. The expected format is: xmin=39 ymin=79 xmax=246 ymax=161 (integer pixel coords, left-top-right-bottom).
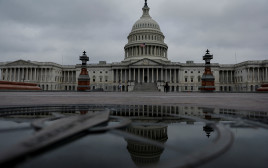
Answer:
xmin=0 ymin=0 xmax=267 ymax=65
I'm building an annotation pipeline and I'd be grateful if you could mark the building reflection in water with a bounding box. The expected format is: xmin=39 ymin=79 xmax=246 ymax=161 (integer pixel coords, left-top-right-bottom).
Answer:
xmin=125 ymin=125 xmax=168 ymax=167
xmin=0 ymin=104 xmax=267 ymax=167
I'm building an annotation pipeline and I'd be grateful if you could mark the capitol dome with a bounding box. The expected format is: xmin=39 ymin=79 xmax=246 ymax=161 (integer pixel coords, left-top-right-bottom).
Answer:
xmin=123 ymin=0 xmax=169 ymax=63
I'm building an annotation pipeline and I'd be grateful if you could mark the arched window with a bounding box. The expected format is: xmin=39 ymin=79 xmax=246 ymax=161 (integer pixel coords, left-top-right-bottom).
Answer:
xmin=93 ymin=75 xmax=96 ymax=82
xmin=198 ymin=76 xmax=201 ymax=82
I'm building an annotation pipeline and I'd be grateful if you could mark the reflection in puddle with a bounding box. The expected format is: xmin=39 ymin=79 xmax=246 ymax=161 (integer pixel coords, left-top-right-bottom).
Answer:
xmin=0 ymin=104 xmax=267 ymax=168
xmin=125 ymin=125 xmax=168 ymax=167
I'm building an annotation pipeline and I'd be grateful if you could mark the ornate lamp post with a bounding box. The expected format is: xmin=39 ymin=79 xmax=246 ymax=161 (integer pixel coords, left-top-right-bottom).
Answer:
xmin=77 ymin=51 xmax=90 ymax=91
xmin=199 ymin=49 xmax=215 ymax=92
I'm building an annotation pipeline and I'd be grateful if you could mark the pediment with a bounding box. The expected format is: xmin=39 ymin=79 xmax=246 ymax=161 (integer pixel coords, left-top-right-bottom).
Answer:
xmin=6 ymin=60 xmax=37 ymax=66
xmin=130 ymin=59 xmax=163 ymax=66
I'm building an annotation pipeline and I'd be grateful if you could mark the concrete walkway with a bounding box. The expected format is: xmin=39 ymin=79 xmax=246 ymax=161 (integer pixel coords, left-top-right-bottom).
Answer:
xmin=1 ymin=92 xmax=267 ymax=112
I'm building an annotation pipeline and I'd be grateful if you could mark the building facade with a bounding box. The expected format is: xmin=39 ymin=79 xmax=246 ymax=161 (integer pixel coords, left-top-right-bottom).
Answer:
xmin=0 ymin=1 xmax=267 ymax=92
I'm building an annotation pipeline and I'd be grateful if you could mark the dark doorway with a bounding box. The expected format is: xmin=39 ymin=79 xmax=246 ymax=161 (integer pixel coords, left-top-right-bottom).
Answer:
xmin=144 ymin=76 xmax=148 ymax=83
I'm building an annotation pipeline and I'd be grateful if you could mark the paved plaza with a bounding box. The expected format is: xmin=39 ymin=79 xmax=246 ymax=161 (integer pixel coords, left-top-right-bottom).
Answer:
xmin=0 ymin=92 xmax=267 ymax=112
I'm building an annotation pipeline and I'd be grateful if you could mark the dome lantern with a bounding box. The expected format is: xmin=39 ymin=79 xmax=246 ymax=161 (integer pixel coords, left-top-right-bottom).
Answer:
xmin=141 ymin=0 xmax=151 ymax=19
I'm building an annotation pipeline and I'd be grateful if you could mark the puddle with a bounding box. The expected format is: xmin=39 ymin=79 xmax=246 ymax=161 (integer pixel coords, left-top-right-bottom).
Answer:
xmin=0 ymin=104 xmax=267 ymax=168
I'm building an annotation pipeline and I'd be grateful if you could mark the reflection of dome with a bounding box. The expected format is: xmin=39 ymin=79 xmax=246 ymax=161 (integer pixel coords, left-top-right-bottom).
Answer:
xmin=125 ymin=125 xmax=168 ymax=166
xmin=203 ymin=124 xmax=214 ymax=138
xmin=123 ymin=1 xmax=168 ymax=62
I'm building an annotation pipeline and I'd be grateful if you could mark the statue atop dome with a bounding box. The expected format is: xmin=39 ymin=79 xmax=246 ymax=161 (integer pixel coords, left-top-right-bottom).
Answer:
xmin=144 ymin=0 xmax=148 ymax=7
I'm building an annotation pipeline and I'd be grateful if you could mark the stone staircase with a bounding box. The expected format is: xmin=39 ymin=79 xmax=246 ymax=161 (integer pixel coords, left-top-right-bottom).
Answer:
xmin=133 ymin=83 xmax=159 ymax=92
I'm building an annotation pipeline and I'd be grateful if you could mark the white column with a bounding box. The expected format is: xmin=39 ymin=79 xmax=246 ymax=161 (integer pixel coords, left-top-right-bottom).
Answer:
xmin=14 ymin=68 xmax=17 ymax=81
xmin=165 ymin=69 xmax=167 ymax=82
xmin=178 ymin=69 xmax=180 ymax=83
xmin=18 ymin=68 xmax=21 ymax=82
xmin=156 ymin=68 xmax=159 ymax=81
xmin=174 ymin=69 xmax=177 ymax=83
xmin=222 ymin=71 xmax=224 ymax=83
xmin=44 ymin=68 xmax=47 ymax=82
xmin=9 ymin=68 xmax=11 ymax=81
xmin=169 ymin=69 xmax=172 ymax=83
xmin=47 ymin=68 xmax=49 ymax=82
xmin=137 ymin=68 xmax=139 ymax=83
xmin=262 ymin=68 xmax=265 ymax=82
xmin=28 ymin=68 xmax=30 ymax=81
xmin=14 ymin=68 xmax=16 ymax=81
xmin=258 ymin=68 xmax=260 ymax=82
xmin=129 ymin=69 xmax=131 ymax=81
xmin=50 ymin=68 xmax=52 ymax=82
xmin=142 ymin=68 xmax=144 ymax=83
xmin=265 ymin=68 xmax=268 ymax=81
xmin=8 ymin=68 xmax=11 ymax=81
xmin=253 ymin=68 xmax=255 ymax=82
xmin=161 ymin=68 xmax=163 ymax=81
xmin=231 ymin=71 xmax=233 ymax=83
xmin=10 ymin=68 xmax=12 ymax=81
xmin=120 ymin=69 xmax=123 ymax=83
xmin=0 ymin=69 xmax=2 ymax=80
xmin=4 ymin=68 xmax=7 ymax=80
xmin=247 ymin=68 xmax=249 ymax=82
xmin=30 ymin=68 xmax=33 ymax=81
xmin=34 ymin=68 xmax=37 ymax=81
xmin=31 ymin=68 xmax=33 ymax=81
xmin=67 ymin=71 xmax=69 ymax=83
xmin=227 ymin=71 xmax=229 ymax=83
xmin=26 ymin=68 xmax=29 ymax=81
xmin=12 ymin=68 xmax=15 ymax=81
xmin=40 ymin=68 xmax=42 ymax=82
xmin=124 ymin=69 xmax=127 ymax=83
xmin=115 ymin=69 xmax=118 ymax=83
xmin=134 ymin=68 xmax=136 ymax=82
xmin=147 ymin=68 xmax=149 ymax=83
xmin=152 ymin=68 xmax=154 ymax=82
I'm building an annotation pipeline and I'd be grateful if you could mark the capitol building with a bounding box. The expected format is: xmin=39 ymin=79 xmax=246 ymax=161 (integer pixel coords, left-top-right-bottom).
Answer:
xmin=0 ymin=1 xmax=267 ymax=92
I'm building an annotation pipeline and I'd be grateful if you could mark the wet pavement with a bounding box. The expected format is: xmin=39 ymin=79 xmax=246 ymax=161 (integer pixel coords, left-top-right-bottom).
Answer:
xmin=0 ymin=104 xmax=267 ymax=168
xmin=0 ymin=92 xmax=267 ymax=167
xmin=0 ymin=92 xmax=267 ymax=112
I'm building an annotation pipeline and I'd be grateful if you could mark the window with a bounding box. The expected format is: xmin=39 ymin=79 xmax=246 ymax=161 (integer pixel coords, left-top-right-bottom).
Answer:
xmin=185 ymin=71 xmax=187 ymax=73
xmin=106 ymin=71 xmax=108 ymax=73
xmin=93 ymin=76 xmax=96 ymax=82
xmin=191 ymin=71 xmax=193 ymax=73
xmin=185 ymin=78 xmax=188 ymax=82
xmin=191 ymin=78 xmax=193 ymax=82
xmin=93 ymin=71 xmax=95 ymax=73
xmin=198 ymin=71 xmax=200 ymax=73
xmin=185 ymin=86 xmax=187 ymax=90
xmin=100 ymin=71 xmax=102 ymax=73
xmin=198 ymin=76 xmax=201 ymax=82
xmin=191 ymin=86 xmax=193 ymax=91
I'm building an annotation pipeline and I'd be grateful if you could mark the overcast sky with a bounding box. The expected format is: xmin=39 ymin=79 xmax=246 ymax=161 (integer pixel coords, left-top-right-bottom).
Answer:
xmin=0 ymin=0 xmax=267 ymax=65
